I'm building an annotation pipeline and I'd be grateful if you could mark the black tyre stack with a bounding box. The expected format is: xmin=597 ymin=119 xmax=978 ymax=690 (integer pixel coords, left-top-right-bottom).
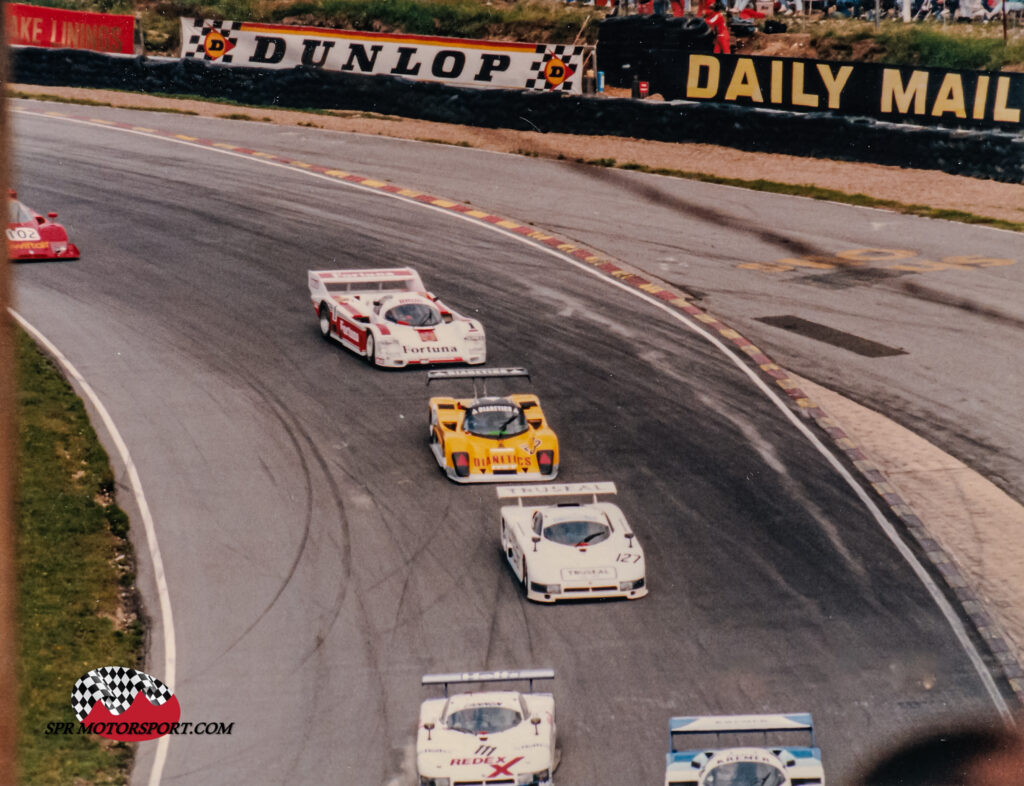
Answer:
xmin=596 ymin=14 xmax=715 ymax=97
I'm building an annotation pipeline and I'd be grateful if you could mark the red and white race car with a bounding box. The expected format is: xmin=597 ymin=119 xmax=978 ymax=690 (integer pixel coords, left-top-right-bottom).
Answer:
xmin=417 ymin=670 xmax=557 ymax=786
xmin=7 ymin=191 xmax=80 ymax=261
xmin=308 ymin=268 xmax=486 ymax=368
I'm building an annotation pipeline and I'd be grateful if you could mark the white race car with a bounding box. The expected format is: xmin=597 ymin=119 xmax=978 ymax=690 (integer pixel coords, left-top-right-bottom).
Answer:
xmin=417 ymin=670 xmax=557 ymax=786
xmin=498 ymin=483 xmax=646 ymax=603
xmin=665 ymin=714 xmax=825 ymax=786
xmin=308 ymin=268 xmax=486 ymax=368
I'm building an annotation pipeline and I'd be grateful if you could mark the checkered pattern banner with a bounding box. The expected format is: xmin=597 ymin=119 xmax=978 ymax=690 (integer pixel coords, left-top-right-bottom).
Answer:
xmin=182 ymin=18 xmax=242 ymax=62
xmin=525 ymin=44 xmax=587 ymax=92
xmin=71 ymin=666 xmax=175 ymax=721
xmin=179 ymin=18 xmax=592 ymax=94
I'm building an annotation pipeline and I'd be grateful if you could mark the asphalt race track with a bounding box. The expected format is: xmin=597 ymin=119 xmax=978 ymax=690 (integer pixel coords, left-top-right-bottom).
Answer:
xmin=11 ymin=104 xmax=1019 ymax=785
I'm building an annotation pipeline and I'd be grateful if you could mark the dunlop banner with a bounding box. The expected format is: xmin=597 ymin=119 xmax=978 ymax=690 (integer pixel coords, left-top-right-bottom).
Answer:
xmin=180 ymin=18 xmax=589 ymax=94
xmin=6 ymin=3 xmax=134 ymax=53
xmin=675 ymin=53 xmax=1022 ymax=130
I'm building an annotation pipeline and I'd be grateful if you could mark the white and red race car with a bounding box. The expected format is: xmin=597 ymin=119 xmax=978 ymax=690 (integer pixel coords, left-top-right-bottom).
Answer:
xmin=417 ymin=670 xmax=557 ymax=786
xmin=308 ymin=268 xmax=486 ymax=368
xmin=7 ymin=191 xmax=80 ymax=261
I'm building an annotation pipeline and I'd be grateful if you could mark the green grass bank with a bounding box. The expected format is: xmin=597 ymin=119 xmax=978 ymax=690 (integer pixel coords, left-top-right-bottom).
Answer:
xmin=16 ymin=327 xmax=142 ymax=785
xmin=24 ymin=0 xmax=1024 ymax=69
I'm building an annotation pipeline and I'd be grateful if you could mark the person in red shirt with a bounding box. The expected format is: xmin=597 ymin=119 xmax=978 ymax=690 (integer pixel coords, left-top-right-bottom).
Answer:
xmin=699 ymin=0 xmax=732 ymax=53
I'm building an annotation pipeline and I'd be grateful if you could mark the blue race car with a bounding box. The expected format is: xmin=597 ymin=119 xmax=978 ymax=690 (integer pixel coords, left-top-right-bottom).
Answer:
xmin=665 ymin=713 xmax=824 ymax=786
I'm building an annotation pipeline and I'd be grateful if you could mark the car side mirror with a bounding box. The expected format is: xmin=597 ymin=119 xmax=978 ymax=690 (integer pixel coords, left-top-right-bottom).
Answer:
xmin=424 ymin=721 xmax=435 ymax=740
xmin=625 ymin=532 xmax=635 ymax=547
xmin=530 ymin=716 xmax=541 ymax=735
xmin=47 ymin=211 xmax=58 ymax=219
xmin=531 ymin=535 xmax=540 ymax=552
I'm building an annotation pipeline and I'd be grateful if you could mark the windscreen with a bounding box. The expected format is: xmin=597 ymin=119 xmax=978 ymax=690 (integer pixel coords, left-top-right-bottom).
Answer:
xmin=701 ymin=761 xmax=787 ymax=786
xmin=446 ymin=706 xmax=522 ymax=735
xmin=544 ymin=520 xmax=610 ymax=546
xmin=463 ymin=404 xmax=527 ymax=438
xmin=8 ymin=201 xmax=34 ymax=224
xmin=384 ymin=302 xmax=441 ymax=327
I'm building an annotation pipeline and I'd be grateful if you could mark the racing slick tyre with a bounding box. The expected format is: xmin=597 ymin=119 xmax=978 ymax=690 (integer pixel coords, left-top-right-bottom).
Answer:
xmin=364 ymin=332 xmax=376 ymax=365
xmin=318 ymin=303 xmax=332 ymax=339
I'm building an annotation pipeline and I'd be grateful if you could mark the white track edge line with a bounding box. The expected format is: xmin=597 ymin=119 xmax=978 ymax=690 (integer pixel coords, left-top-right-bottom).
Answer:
xmin=9 ymin=308 xmax=177 ymax=783
xmin=22 ymin=111 xmax=1013 ymax=725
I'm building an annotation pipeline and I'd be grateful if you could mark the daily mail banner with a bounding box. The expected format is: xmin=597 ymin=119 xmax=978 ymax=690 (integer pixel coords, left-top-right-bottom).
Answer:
xmin=6 ymin=3 xmax=134 ymax=53
xmin=675 ymin=54 xmax=1023 ymax=130
xmin=181 ymin=19 xmax=588 ymax=94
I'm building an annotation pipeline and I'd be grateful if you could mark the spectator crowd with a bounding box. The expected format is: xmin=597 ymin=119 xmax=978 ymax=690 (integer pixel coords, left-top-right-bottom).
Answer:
xmin=608 ymin=0 xmax=1022 ymax=21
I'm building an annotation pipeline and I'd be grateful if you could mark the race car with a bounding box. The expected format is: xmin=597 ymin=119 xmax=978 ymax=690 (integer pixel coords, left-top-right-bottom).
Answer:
xmin=427 ymin=368 xmax=559 ymax=483
xmin=308 ymin=268 xmax=485 ymax=368
xmin=498 ymin=483 xmax=647 ymax=602
xmin=665 ymin=714 xmax=824 ymax=786
xmin=417 ymin=669 xmax=557 ymax=786
xmin=7 ymin=191 xmax=80 ymax=261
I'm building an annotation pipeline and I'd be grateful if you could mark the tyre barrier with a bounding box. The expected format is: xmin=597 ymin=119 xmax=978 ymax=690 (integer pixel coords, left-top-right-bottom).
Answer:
xmin=11 ymin=46 xmax=1024 ymax=183
xmin=597 ymin=15 xmax=715 ymax=89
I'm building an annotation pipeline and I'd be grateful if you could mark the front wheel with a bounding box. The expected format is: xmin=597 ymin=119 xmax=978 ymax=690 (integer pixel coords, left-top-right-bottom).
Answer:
xmin=364 ymin=332 xmax=376 ymax=365
xmin=318 ymin=303 xmax=332 ymax=339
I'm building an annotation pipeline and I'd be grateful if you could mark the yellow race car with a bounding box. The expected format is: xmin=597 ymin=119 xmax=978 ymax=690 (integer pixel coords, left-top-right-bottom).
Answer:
xmin=427 ymin=368 xmax=559 ymax=483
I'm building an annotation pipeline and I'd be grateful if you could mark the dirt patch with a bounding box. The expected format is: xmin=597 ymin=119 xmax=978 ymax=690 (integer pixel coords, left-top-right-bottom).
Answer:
xmin=738 ymin=31 xmax=819 ymax=57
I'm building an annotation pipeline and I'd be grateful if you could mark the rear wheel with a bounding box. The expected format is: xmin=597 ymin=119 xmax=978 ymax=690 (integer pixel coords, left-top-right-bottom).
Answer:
xmin=318 ymin=303 xmax=331 ymax=339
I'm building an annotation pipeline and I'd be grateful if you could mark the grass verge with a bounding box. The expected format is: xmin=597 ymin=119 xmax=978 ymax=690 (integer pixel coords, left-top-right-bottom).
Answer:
xmin=23 ymin=0 xmax=1024 ymax=67
xmin=7 ymin=89 xmax=200 ymax=115
xmin=16 ymin=327 xmax=142 ymax=785
xmin=804 ymin=19 xmax=1024 ymax=71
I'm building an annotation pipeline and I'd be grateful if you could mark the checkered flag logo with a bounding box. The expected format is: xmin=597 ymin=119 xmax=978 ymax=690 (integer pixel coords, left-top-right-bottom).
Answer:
xmin=71 ymin=666 xmax=175 ymax=721
xmin=524 ymin=44 xmax=586 ymax=91
xmin=183 ymin=18 xmax=242 ymax=62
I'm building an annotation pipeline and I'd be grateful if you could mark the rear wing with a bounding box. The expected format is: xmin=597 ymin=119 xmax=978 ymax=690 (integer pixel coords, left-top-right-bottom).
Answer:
xmin=308 ymin=268 xmax=425 ymax=295
xmin=669 ymin=714 xmax=815 ymax=753
xmin=427 ymin=367 xmax=530 ymax=396
xmin=422 ymin=668 xmax=555 ymax=697
xmin=497 ymin=482 xmax=617 ymax=504
xmin=427 ymin=367 xmax=530 ymax=383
